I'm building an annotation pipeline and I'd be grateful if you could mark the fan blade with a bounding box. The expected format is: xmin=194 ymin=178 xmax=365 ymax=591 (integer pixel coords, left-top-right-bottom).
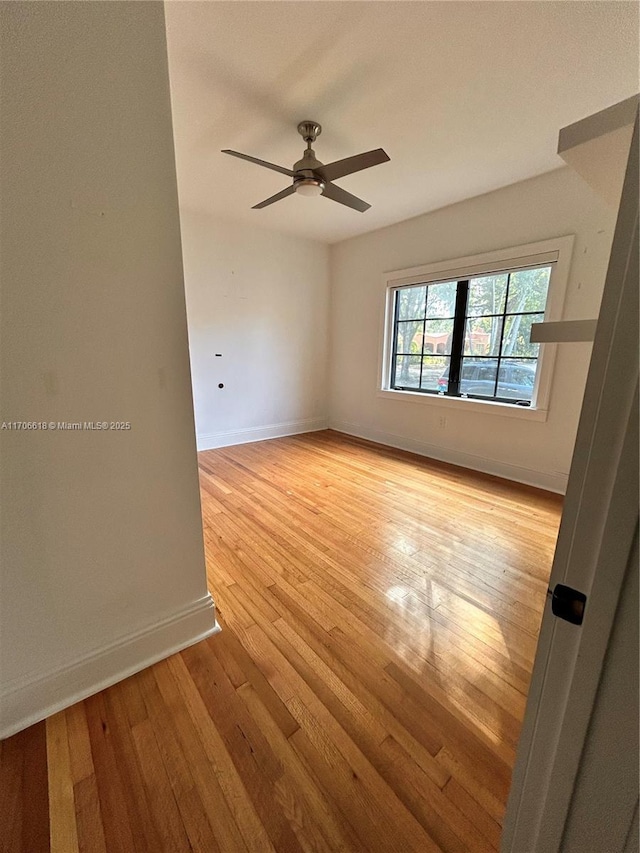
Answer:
xmin=252 ymin=185 xmax=295 ymax=209
xmin=315 ymin=148 xmax=389 ymax=183
xmin=322 ymin=182 xmax=370 ymax=212
xmin=221 ymin=150 xmax=295 ymax=177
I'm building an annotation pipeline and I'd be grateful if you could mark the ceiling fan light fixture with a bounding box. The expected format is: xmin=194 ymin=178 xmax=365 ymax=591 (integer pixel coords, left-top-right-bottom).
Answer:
xmin=295 ymin=178 xmax=324 ymax=198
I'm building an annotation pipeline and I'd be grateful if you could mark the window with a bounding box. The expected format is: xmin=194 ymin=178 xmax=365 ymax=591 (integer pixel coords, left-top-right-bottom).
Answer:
xmin=390 ymin=265 xmax=550 ymax=405
xmin=380 ymin=237 xmax=575 ymax=417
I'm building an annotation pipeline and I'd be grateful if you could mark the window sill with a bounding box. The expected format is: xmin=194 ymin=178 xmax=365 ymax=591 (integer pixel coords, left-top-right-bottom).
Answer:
xmin=377 ymin=388 xmax=549 ymax=421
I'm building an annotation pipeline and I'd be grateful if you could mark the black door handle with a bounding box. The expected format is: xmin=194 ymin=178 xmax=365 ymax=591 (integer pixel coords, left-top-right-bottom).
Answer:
xmin=547 ymin=584 xmax=587 ymax=626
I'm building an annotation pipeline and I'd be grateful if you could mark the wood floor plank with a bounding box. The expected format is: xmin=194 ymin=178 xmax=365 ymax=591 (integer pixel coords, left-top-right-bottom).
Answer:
xmin=46 ymin=712 xmax=79 ymax=853
xmin=100 ymin=686 xmax=165 ymax=853
xmin=435 ymin=746 xmax=506 ymax=825
xmin=64 ymin=704 xmax=94 ymax=786
xmin=0 ymin=722 xmax=50 ymax=853
xmin=443 ymin=776 xmax=502 ymax=851
xmin=130 ymin=719 xmax=192 ymax=853
xmin=21 ymin=722 xmax=50 ymax=853
xmin=0 ymin=734 xmax=24 ymax=853
xmin=83 ymin=693 xmax=139 ymax=853
xmin=73 ymin=775 xmax=107 ymax=853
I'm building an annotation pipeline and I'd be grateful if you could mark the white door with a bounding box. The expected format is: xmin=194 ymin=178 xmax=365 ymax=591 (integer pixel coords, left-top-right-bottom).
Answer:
xmin=501 ymin=114 xmax=639 ymax=852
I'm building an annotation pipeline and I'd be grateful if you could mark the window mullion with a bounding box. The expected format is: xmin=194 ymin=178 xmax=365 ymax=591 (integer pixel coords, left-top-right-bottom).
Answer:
xmin=390 ymin=291 xmax=400 ymax=388
xmin=418 ymin=306 xmax=427 ymax=389
xmin=448 ymin=280 xmax=468 ymax=396
xmin=494 ymin=273 xmax=511 ymax=396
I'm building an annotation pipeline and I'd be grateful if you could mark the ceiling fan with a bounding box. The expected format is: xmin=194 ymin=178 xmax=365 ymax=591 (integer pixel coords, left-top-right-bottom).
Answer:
xmin=222 ymin=121 xmax=390 ymax=212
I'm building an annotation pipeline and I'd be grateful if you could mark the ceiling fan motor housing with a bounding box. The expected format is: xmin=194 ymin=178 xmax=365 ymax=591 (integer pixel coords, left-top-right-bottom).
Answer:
xmin=294 ymin=147 xmax=324 ymax=177
xmin=294 ymin=147 xmax=322 ymax=167
xmin=293 ymin=139 xmax=325 ymax=194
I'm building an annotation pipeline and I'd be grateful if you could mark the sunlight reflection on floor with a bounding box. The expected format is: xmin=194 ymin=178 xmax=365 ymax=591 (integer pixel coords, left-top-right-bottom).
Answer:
xmin=383 ymin=579 xmax=522 ymax=749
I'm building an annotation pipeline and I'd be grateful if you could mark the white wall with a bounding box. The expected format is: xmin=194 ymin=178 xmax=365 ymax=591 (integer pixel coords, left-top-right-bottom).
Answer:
xmin=180 ymin=211 xmax=330 ymax=450
xmin=328 ymin=167 xmax=617 ymax=492
xmin=0 ymin=1 xmax=217 ymax=738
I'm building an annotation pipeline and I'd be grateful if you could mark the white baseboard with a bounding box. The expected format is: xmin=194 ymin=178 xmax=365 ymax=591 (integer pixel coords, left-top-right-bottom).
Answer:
xmin=330 ymin=419 xmax=568 ymax=494
xmin=0 ymin=593 xmax=220 ymax=740
xmin=196 ymin=417 xmax=328 ymax=451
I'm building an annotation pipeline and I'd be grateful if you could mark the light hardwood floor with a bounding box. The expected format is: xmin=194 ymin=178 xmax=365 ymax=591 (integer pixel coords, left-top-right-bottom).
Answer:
xmin=1 ymin=430 xmax=562 ymax=852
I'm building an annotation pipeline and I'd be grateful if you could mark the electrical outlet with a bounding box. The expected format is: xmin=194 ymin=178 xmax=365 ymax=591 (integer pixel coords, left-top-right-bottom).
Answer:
xmin=439 ymin=416 xmax=447 ymax=429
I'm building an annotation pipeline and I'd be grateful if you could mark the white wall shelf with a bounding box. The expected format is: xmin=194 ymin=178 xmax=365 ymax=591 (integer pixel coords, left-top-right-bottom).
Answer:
xmin=531 ymin=319 xmax=598 ymax=343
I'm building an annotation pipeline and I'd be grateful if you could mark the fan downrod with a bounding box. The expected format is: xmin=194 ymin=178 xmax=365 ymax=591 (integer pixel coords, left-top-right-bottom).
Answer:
xmin=297 ymin=121 xmax=322 ymax=146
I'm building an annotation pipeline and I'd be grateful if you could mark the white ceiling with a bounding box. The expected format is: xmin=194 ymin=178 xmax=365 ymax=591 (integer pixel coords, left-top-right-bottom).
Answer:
xmin=165 ymin=1 xmax=639 ymax=244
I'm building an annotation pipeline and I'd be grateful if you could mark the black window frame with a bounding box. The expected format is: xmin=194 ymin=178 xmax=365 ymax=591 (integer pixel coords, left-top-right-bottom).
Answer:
xmin=389 ymin=264 xmax=552 ymax=406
